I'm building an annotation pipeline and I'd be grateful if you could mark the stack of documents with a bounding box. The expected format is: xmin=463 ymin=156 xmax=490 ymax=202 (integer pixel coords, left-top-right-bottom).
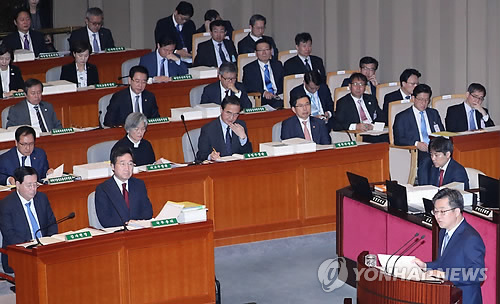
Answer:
xmin=260 ymin=138 xmax=316 ymax=156
xmin=73 ymin=161 xmax=112 ymax=180
xmin=170 ymin=107 xmax=203 ymax=121
xmin=168 ymin=201 xmax=207 ymax=224
xmin=188 ymin=66 xmax=218 ymax=79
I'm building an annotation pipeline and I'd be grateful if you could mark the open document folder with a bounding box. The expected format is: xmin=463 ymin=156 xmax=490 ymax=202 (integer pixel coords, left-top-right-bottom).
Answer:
xmin=377 ymin=254 xmax=441 ymax=282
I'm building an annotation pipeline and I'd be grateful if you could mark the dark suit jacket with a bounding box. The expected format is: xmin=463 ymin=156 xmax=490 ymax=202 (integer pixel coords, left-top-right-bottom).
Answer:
xmin=393 ymin=107 xmax=444 ymax=146
xmin=68 ymin=27 xmax=115 ymax=51
xmin=60 ymin=62 xmax=99 ymax=86
xmin=0 ymin=65 xmax=24 ymax=96
xmin=193 ymin=39 xmax=237 ymax=67
xmin=0 ymin=191 xmax=57 ymax=273
xmin=196 ymin=118 xmax=252 ymax=161
xmin=383 ymin=89 xmax=406 ymax=121
xmin=1 ymin=29 xmax=47 ymax=56
xmin=427 ymin=219 xmax=485 ymax=304
xmin=284 ymin=55 xmax=326 ymax=83
xmin=341 ymin=77 xmax=376 ymax=97
xmin=95 ymin=176 xmax=153 ymax=228
xmin=422 ymin=158 xmax=470 ymax=190
xmin=281 ymin=116 xmax=331 ymax=145
xmin=104 ymin=88 xmax=159 ymax=127
xmin=333 ymin=93 xmax=383 ymax=131
xmin=290 ymin=83 xmax=335 ymax=130
xmin=200 ymin=81 xmax=252 ymax=109
xmin=0 ymin=147 xmax=49 ymax=185
xmin=154 ymin=15 xmax=196 ymax=52
xmin=242 ymin=59 xmax=284 ymax=108
xmin=196 ymin=20 xmax=234 ymax=41
xmin=138 ymin=51 xmax=188 ymax=77
xmin=445 ymin=102 xmax=495 ymax=132
xmin=237 ymin=34 xmax=279 ymax=57
xmin=6 ymin=99 xmax=62 ymax=131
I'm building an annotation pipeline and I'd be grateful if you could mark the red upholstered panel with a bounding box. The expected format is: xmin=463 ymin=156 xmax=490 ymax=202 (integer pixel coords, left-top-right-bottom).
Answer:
xmin=386 ymin=216 xmax=432 ymax=262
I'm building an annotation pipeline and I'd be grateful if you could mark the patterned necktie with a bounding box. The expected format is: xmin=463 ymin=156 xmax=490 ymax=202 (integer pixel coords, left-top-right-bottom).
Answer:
xmin=405 ymin=95 xmax=410 ymax=100
xmin=22 ymin=156 xmax=27 ymax=167
xmin=92 ymin=33 xmax=100 ymax=52
xmin=469 ymin=109 xmax=476 ymax=130
xmin=159 ymin=58 xmax=166 ymax=76
xmin=264 ymin=64 xmax=274 ymax=94
xmin=176 ymin=24 xmax=185 ymax=48
xmin=33 ymin=105 xmax=48 ymax=132
xmin=225 ymin=126 xmax=232 ymax=155
xmin=441 ymin=232 xmax=450 ymax=256
xmin=302 ymin=121 xmax=312 ymax=141
xmin=438 ymin=169 xmax=445 ymax=187
xmin=357 ymin=100 xmax=368 ymax=122
xmin=304 ymin=58 xmax=312 ymax=72
xmin=26 ymin=201 xmax=41 ymax=239
xmin=310 ymin=93 xmax=322 ymax=116
xmin=218 ymin=43 xmax=227 ymax=63
xmin=420 ymin=111 xmax=429 ymax=143
xmin=23 ymin=34 xmax=30 ymax=50
xmin=134 ymin=95 xmax=140 ymax=112
xmin=122 ymin=183 xmax=130 ymax=209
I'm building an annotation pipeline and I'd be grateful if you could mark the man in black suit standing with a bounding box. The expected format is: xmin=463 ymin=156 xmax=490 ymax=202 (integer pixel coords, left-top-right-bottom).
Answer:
xmin=154 ymin=1 xmax=196 ymax=60
xmin=1 ymin=8 xmax=46 ymax=57
xmin=445 ymin=83 xmax=494 ymax=132
xmin=382 ymin=68 xmax=421 ymax=120
xmin=104 ymin=66 xmax=159 ymax=127
xmin=341 ymin=56 xmax=379 ymax=96
xmin=242 ymin=38 xmax=284 ymax=108
xmin=237 ymin=14 xmax=278 ymax=57
xmin=193 ymin=20 xmax=237 ymax=68
xmin=284 ymin=33 xmax=326 ymax=83
xmin=68 ymin=7 xmax=115 ymax=53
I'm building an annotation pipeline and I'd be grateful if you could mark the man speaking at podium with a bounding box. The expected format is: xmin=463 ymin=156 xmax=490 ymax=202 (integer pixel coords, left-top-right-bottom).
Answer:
xmin=414 ymin=188 xmax=485 ymax=304
xmin=0 ymin=166 xmax=57 ymax=273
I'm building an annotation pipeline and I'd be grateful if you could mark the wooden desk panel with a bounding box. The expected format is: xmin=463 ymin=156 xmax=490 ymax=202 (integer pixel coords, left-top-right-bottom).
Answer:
xmin=451 ymin=131 xmax=500 ymax=178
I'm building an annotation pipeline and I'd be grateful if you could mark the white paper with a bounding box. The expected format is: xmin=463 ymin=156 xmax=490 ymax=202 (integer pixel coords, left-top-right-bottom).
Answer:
xmin=46 ymin=164 xmax=64 ymax=179
xmin=377 ymin=254 xmax=424 ymax=280
xmin=155 ymin=201 xmax=184 ymax=221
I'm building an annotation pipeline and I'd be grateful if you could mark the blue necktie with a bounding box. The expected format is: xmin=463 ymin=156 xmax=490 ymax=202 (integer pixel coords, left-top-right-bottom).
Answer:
xmin=26 ymin=201 xmax=41 ymax=239
xmin=22 ymin=155 xmax=27 ymax=167
xmin=176 ymin=24 xmax=185 ymax=48
xmin=225 ymin=126 xmax=232 ymax=155
xmin=218 ymin=43 xmax=227 ymax=63
xmin=420 ymin=111 xmax=429 ymax=143
xmin=469 ymin=109 xmax=476 ymax=130
xmin=310 ymin=93 xmax=321 ymax=116
xmin=264 ymin=64 xmax=274 ymax=94
xmin=92 ymin=33 xmax=100 ymax=52
xmin=160 ymin=58 xmax=166 ymax=76
xmin=134 ymin=95 xmax=140 ymax=112
xmin=441 ymin=232 xmax=450 ymax=256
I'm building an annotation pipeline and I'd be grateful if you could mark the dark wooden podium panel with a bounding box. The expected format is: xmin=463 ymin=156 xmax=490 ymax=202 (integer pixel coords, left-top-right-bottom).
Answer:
xmin=8 ymin=221 xmax=215 ymax=304
xmin=0 ymin=143 xmax=389 ymax=246
xmin=16 ymin=49 xmax=150 ymax=83
xmin=0 ymin=109 xmax=293 ymax=166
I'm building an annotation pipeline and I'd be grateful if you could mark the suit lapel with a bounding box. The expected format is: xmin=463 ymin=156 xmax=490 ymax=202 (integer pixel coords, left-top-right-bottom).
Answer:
xmin=13 ymin=194 xmax=33 ymax=240
xmin=310 ymin=118 xmax=319 ymax=142
xmin=407 ymin=108 xmax=420 ymax=140
xmin=347 ymin=95 xmax=361 ymax=123
xmin=440 ymin=220 xmax=466 ymax=259
xmin=106 ymin=178 xmax=130 ymax=218
xmin=208 ymin=42 xmax=218 ymax=67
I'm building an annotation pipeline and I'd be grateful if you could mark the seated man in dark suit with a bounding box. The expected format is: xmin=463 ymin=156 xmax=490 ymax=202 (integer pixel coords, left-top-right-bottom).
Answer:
xmin=419 ymin=137 xmax=469 ymax=189
xmin=0 ymin=126 xmax=52 ymax=185
xmin=68 ymin=7 xmax=115 ymax=53
xmin=95 ymin=146 xmax=153 ymax=228
xmin=446 ymin=83 xmax=494 ymax=132
xmin=139 ymin=35 xmax=188 ymax=83
xmin=196 ymin=96 xmax=252 ymax=161
xmin=60 ymin=40 xmax=99 ymax=87
xmin=200 ymin=62 xmax=252 ymax=109
xmin=290 ymin=70 xmax=334 ymax=130
xmin=154 ymin=1 xmax=196 ymax=59
xmin=196 ymin=9 xmax=234 ymax=40
xmin=281 ymin=94 xmax=331 ymax=145
xmin=414 ymin=188 xmax=485 ymax=304
xmin=193 ymin=20 xmax=237 ymax=67
xmin=237 ymin=14 xmax=278 ymax=57
xmin=242 ymin=38 xmax=284 ymax=108
xmin=6 ymin=78 xmax=62 ymax=131
xmin=2 ymin=8 xmax=46 ymax=57
xmin=341 ymin=56 xmax=378 ymax=96
xmin=0 ymin=166 xmax=58 ymax=273
xmin=104 ymin=65 xmax=159 ymax=127
xmin=284 ymin=32 xmax=326 ymax=83
xmin=393 ymin=84 xmax=444 ymax=183
xmin=383 ymin=68 xmax=421 ymax=121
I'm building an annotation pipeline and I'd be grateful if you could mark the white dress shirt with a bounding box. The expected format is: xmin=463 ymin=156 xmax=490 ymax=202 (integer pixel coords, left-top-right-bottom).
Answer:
xmin=18 ymin=31 xmax=33 ymax=52
xmin=128 ymin=88 xmax=143 ymax=113
xmin=113 ymin=175 xmax=129 ymax=194
xmin=212 ymin=39 xmax=230 ymax=67
xmin=27 ymin=101 xmax=49 ymax=131
xmin=464 ymin=102 xmax=488 ymax=129
xmin=1 ymin=68 xmax=10 ymax=93
xmin=17 ymin=192 xmax=40 ymax=240
xmin=87 ymin=27 xmax=101 ymax=53
xmin=348 ymin=95 xmax=373 ymax=130
xmin=411 ymin=105 xmax=434 ymax=145
xmin=219 ymin=82 xmax=241 ymax=103
xmin=258 ymin=60 xmax=277 ymax=93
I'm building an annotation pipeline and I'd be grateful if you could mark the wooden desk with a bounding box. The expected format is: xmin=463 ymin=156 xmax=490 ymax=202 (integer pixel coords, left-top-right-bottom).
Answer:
xmin=0 ymin=143 xmax=389 ymax=246
xmin=8 ymin=221 xmax=215 ymax=304
xmin=16 ymin=49 xmax=150 ymax=83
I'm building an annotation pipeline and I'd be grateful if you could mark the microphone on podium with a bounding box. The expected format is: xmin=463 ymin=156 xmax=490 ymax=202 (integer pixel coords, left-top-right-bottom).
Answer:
xmin=384 ymin=232 xmax=419 ymax=274
xmin=390 ymin=234 xmax=426 ymax=277
xmin=27 ymin=212 xmax=76 ymax=249
xmin=181 ymin=114 xmax=201 ymax=165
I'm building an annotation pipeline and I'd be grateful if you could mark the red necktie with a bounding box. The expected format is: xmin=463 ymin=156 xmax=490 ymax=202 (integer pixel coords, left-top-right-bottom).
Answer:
xmin=122 ymin=183 xmax=130 ymax=209
xmin=438 ymin=169 xmax=445 ymax=187
xmin=302 ymin=121 xmax=312 ymax=141
xmin=357 ymin=99 xmax=368 ymax=121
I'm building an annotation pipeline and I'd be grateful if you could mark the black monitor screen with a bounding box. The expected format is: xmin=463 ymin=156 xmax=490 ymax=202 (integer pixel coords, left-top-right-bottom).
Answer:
xmin=386 ymin=180 xmax=408 ymax=213
xmin=346 ymin=172 xmax=373 ymax=201
xmin=479 ymin=174 xmax=499 ymax=208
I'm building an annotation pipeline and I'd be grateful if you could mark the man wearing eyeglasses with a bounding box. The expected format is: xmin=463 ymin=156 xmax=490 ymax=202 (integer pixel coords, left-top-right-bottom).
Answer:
xmin=341 ymin=56 xmax=379 ymax=97
xmin=0 ymin=126 xmax=53 ymax=185
xmin=193 ymin=19 xmax=237 ymax=68
xmin=200 ymin=62 xmax=252 ymax=109
xmin=414 ymin=188 xmax=485 ymax=304
xmin=0 ymin=166 xmax=58 ymax=273
xmin=445 ymin=83 xmax=495 ymax=132
xmin=383 ymin=68 xmax=421 ymax=122
xmin=196 ymin=96 xmax=252 ymax=162
xmin=68 ymin=7 xmax=115 ymax=53
xmin=104 ymin=65 xmax=159 ymax=127
xmin=95 ymin=146 xmax=153 ymax=228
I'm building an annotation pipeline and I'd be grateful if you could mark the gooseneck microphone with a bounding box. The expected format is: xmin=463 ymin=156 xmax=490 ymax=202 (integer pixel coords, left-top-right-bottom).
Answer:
xmin=27 ymin=212 xmax=76 ymax=248
xmin=98 ymin=110 xmax=104 ymax=129
xmin=107 ymin=195 xmax=129 ymax=232
xmin=384 ymin=232 xmax=419 ymax=274
xmin=181 ymin=114 xmax=201 ymax=165
xmin=390 ymin=235 xmax=426 ymax=277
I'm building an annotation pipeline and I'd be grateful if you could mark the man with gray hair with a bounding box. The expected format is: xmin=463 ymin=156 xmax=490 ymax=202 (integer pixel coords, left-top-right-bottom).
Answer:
xmin=200 ymin=62 xmax=252 ymax=109
xmin=414 ymin=188 xmax=485 ymax=304
xmin=237 ymin=14 xmax=278 ymax=56
xmin=68 ymin=7 xmax=115 ymax=53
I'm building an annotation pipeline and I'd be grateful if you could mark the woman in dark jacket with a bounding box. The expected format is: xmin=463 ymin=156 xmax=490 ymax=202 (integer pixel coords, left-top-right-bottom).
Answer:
xmin=60 ymin=40 xmax=99 ymax=87
xmin=0 ymin=45 xmax=24 ymax=98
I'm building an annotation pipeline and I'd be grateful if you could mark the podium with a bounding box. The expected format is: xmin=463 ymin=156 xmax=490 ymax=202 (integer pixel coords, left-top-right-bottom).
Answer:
xmin=357 ymin=251 xmax=462 ymax=304
xmin=7 ymin=221 xmax=215 ymax=304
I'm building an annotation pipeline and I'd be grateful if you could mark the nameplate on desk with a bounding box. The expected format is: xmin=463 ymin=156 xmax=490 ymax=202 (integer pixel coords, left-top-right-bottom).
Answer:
xmin=65 ymin=231 xmax=92 ymax=242
xmin=95 ymin=82 xmax=117 ymax=89
xmin=369 ymin=195 xmax=387 ymax=207
xmin=105 ymin=47 xmax=125 ymax=52
xmin=171 ymin=74 xmax=193 ymax=81
xmin=13 ymin=92 xmax=26 ymax=98
xmin=151 ymin=218 xmax=178 ymax=227
xmin=48 ymin=175 xmax=75 ymax=184
xmin=244 ymin=107 xmax=266 ymax=113
xmin=39 ymin=52 xmax=59 ymax=59
xmin=244 ymin=152 xmax=267 ymax=159
xmin=421 ymin=215 xmax=433 ymax=227
xmin=146 ymin=163 xmax=171 ymax=171
xmin=472 ymin=206 xmax=493 ymax=219
xmin=147 ymin=117 xmax=169 ymax=124
xmin=334 ymin=141 xmax=357 ymax=148
xmin=51 ymin=127 xmax=75 ymax=135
